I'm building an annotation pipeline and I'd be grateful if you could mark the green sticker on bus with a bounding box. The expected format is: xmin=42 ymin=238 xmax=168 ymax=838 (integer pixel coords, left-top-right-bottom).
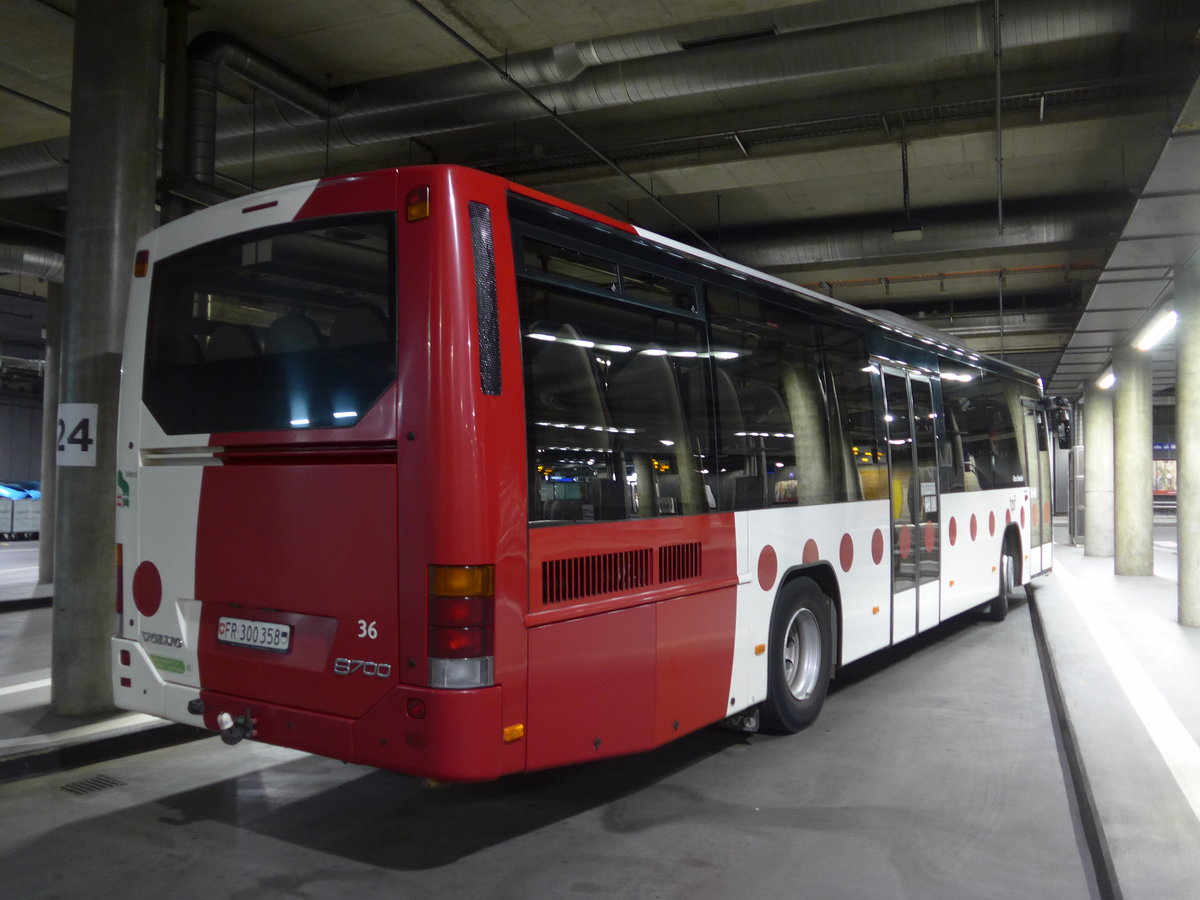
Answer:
xmin=150 ymin=654 xmax=185 ymax=674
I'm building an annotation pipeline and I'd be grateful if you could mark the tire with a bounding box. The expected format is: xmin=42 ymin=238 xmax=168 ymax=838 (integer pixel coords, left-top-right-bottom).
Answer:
xmin=980 ymin=542 xmax=1017 ymax=622
xmin=760 ymin=576 xmax=833 ymax=734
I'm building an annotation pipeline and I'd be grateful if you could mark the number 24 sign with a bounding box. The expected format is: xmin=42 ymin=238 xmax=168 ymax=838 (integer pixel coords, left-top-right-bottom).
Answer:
xmin=57 ymin=403 xmax=98 ymax=467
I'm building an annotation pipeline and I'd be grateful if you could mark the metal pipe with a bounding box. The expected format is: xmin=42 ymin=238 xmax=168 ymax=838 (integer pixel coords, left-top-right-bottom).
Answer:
xmin=994 ymin=0 xmax=1005 ymax=236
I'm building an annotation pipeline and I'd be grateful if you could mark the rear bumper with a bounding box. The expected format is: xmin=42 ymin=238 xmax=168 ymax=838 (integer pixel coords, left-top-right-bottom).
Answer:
xmin=111 ymin=636 xmax=204 ymax=726
xmin=200 ymin=682 xmax=508 ymax=782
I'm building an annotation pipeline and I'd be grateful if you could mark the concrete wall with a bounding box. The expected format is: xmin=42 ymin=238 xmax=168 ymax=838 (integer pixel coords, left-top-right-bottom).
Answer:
xmin=0 ymin=394 xmax=42 ymax=482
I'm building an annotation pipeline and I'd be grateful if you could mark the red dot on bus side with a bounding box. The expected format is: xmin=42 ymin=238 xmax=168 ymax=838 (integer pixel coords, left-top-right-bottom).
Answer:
xmin=948 ymin=517 xmax=958 ymax=546
xmin=924 ymin=521 xmax=935 ymax=553
xmin=1043 ymin=501 xmax=1052 ymax=523
xmin=1006 ymin=508 xmax=1012 ymax=525
xmin=839 ymin=533 xmax=854 ymax=572
xmin=132 ymin=560 xmax=162 ymax=617
xmin=803 ymin=539 xmax=819 ymax=564
xmin=989 ymin=511 xmax=996 ymax=536
xmin=970 ymin=513 xmax=978 ymax=541
xmin=757 ymin=545 xmax=778 ymax=592
xmin=1020 ymin=506 xmax=1026 ymax=529
xmin=899 ymin=526 xmax=911 ymax=560
xmin=871 ymin=528 xmax=884 ymax=565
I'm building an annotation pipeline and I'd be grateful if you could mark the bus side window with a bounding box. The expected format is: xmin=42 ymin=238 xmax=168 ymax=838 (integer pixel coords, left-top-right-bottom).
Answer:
xmin=823 ymin=331 xmax=882 ymax=503
xmin=608 ymin=349 xmax=705 ymax=517
xmin=523 ymin=322 xmax=616 ymax=523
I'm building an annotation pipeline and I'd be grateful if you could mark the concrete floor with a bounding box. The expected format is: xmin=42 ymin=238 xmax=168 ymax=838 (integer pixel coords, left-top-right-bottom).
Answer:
xmin=1 ymin=527 xmax=1198 ymax=898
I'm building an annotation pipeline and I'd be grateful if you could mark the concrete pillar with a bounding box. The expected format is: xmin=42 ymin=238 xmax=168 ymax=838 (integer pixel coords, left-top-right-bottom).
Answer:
xmin=52 ymin=0 xmax=161 ymax=715
xmin=1178 ymin=250 xmax=1200 ymax=627
xmin=1113 ymin=344 xmax=1153 ymax=576
xmin=37 ymin=283 xmax=62 ymax=586
xmin=1083 ymin=384 xmax=1114 ymax=557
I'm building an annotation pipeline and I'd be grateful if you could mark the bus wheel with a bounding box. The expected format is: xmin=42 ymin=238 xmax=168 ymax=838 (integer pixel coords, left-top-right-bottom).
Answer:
xmin=761 ymin=577 xmax=833 ymax=734
xmin=980 ymin=542 xmax=1016 ymax=622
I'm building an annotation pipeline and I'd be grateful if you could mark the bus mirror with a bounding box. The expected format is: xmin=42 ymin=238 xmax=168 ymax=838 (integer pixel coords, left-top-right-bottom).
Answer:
xmin=1043 ymin=396 xmax=1072 ymax=450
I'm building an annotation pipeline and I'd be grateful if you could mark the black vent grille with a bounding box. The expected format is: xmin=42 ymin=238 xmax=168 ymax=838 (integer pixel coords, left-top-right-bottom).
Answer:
xmin=61 ymin=774 xmax=125 ymax=796
xmin=542 ymin=548 xmax=653 ymax=604
xmin=659 ymin=542 xmax=702 ymax=582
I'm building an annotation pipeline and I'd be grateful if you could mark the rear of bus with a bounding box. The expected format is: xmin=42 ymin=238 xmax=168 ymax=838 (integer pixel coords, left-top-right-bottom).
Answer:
xmin=112 ymin=166 xmax=530 ymax=781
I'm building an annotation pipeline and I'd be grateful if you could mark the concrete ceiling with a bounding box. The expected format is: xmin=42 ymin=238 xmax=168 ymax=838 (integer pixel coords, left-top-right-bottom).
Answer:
xmin=1 ymin=0 xmax=1198 ymax=400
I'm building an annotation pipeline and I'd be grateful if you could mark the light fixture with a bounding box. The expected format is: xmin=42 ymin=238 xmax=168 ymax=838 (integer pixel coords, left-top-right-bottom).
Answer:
xmin=1134 ymin=309 xmax=1177 ymax=351
xmin=1096 ymin=369 xmax=1115 ymax=390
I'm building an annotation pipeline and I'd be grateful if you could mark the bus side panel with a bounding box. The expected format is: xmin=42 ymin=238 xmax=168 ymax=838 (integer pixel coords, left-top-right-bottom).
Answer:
xmin=939 ymin=488 xmax=1025 ymax=618
xmin=654 ymin=586 xmax=737 ymax=744
xmin=526 ymin=605 xmax=657 ymax=770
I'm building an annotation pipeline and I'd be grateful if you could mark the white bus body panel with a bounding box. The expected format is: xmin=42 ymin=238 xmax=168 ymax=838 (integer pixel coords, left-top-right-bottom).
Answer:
xmin=113 ymin=180 xmax=320 ymax=721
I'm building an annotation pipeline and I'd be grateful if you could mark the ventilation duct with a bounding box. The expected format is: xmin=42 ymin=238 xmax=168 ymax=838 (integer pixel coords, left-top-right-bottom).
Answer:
xmin=715 ymin=194 xmax=1131 ymax=270
xmin=0 ymin=0 xmax=1176 ymax=198
xmin=0 ymin=236 xmax=65 ymax=283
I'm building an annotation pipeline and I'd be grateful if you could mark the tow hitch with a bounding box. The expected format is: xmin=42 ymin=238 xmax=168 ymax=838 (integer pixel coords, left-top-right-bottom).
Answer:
xmin=216 ymin=709 xmax=257 ymax=745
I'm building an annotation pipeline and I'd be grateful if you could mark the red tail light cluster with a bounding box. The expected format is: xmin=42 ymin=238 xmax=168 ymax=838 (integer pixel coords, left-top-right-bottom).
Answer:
xmin=428 ymin=565 xmax=495 ymax=689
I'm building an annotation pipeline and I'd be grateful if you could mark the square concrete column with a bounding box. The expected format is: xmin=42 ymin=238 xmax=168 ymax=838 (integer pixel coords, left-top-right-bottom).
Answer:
xmin=52 ymin=0 xmax=162 ymax=715
xmin=1177 ymin=249 xmax=1200 ymax=627
xmin=1083 ymin=383 xmax=1114 ymax=558
xmin=1113 ymin=344 xmax=1153 ymax=576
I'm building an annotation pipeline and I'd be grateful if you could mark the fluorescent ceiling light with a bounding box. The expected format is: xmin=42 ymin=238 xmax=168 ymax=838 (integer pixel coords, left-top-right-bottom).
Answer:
xmin=1134 ymin=309 xmax=1177 ymax=351
xmin=1096 ymin=370 xmax=1115 ymax=390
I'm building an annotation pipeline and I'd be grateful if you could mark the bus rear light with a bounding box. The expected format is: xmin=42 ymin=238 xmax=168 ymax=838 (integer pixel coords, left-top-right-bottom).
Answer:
xmin=428 ymin=626 xmax=492 ymax=658
xmin=406 ymin=185 xmax=431 ymax=222
xmin=406 ymin=698 xmax=426 ymax=719
xmin=428 ymin=564 xmax=494 ymax=689
xmin=429 ymin=594 xmax=491 ymax=628
xmin=120 ymin=677 xmax=132 ymax=688
xmin=119 ymin=649 xmax=131 ymax=666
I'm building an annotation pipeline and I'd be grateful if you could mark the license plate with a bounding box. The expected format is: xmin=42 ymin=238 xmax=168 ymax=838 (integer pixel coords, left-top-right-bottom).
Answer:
xmin=217 ymin=616 xmax=292 ymax=653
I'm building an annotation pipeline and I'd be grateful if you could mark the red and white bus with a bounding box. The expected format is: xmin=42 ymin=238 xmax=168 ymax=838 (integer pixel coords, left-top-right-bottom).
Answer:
xmin=113 ymin=165 xmax=1061 ymax=781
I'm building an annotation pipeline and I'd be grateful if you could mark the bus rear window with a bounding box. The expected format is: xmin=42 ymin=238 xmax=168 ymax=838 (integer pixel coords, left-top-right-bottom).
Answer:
xmin=142 ymin=214 xmax=396 ymax=435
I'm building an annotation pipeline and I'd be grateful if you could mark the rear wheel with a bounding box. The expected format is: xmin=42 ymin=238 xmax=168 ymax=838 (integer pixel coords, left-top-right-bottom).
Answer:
xmin=760 ymin=577 xmax=833 ymax=733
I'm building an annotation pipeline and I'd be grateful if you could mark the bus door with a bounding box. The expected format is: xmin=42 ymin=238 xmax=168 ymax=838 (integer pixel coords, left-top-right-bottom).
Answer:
xmin=881 ymin=366 xmax=940 ymax=642
xmin=1021 ymin=398 xmax=1053 ymax=576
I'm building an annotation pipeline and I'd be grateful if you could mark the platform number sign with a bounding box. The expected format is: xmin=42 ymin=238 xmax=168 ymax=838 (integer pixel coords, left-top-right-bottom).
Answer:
xmin=57 ymin=403 xmax=98 ymax=467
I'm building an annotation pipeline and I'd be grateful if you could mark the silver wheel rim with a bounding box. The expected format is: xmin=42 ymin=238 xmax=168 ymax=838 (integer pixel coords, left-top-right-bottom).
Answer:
xmin=782 ymin=607 xmax=822 ymax=701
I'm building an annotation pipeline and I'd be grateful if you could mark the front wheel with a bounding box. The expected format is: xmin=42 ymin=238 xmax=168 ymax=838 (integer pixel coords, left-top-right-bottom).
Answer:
xmin=760 ymin=577 xmax=833 ymax=734
xmin=980 ymin=543 xmax=1017 ymax=622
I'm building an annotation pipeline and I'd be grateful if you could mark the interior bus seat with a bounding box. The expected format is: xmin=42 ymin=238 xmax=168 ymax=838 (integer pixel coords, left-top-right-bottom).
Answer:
xmin=151 ymin=333 xmax=203 ymax=367
xmin=705 ymin=367 xmax=750 ymax=511
xmin=607 ymin=350 xmax=703 ymax=517
xmin=525 ymin=322 xmax=614 ymax=520
xmin=330 ymin=303 xmax=387 ymax=347
xmin=736 ymin=381 xmax=792 ymax=509
xmin=206 ymin=323 xmax=261 ymax=362
xmin=265 ymin=313 xmax=324 ymax=354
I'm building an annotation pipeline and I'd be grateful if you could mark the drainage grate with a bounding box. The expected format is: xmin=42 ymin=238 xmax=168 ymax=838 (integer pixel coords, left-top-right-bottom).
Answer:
xmin=61 ymin=774 xmax=125 ymax=796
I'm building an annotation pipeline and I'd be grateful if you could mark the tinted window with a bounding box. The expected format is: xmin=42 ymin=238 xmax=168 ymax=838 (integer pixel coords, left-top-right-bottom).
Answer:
xmin=939 ymin=365 xmax=1025 ymax=490
xmin=143 ymin=214 xmax=395 ymax=435
xmin=708 ymin=287 xmax=838 ymax=508
xmin=520 ymin=284 xmax=711 ymax=524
